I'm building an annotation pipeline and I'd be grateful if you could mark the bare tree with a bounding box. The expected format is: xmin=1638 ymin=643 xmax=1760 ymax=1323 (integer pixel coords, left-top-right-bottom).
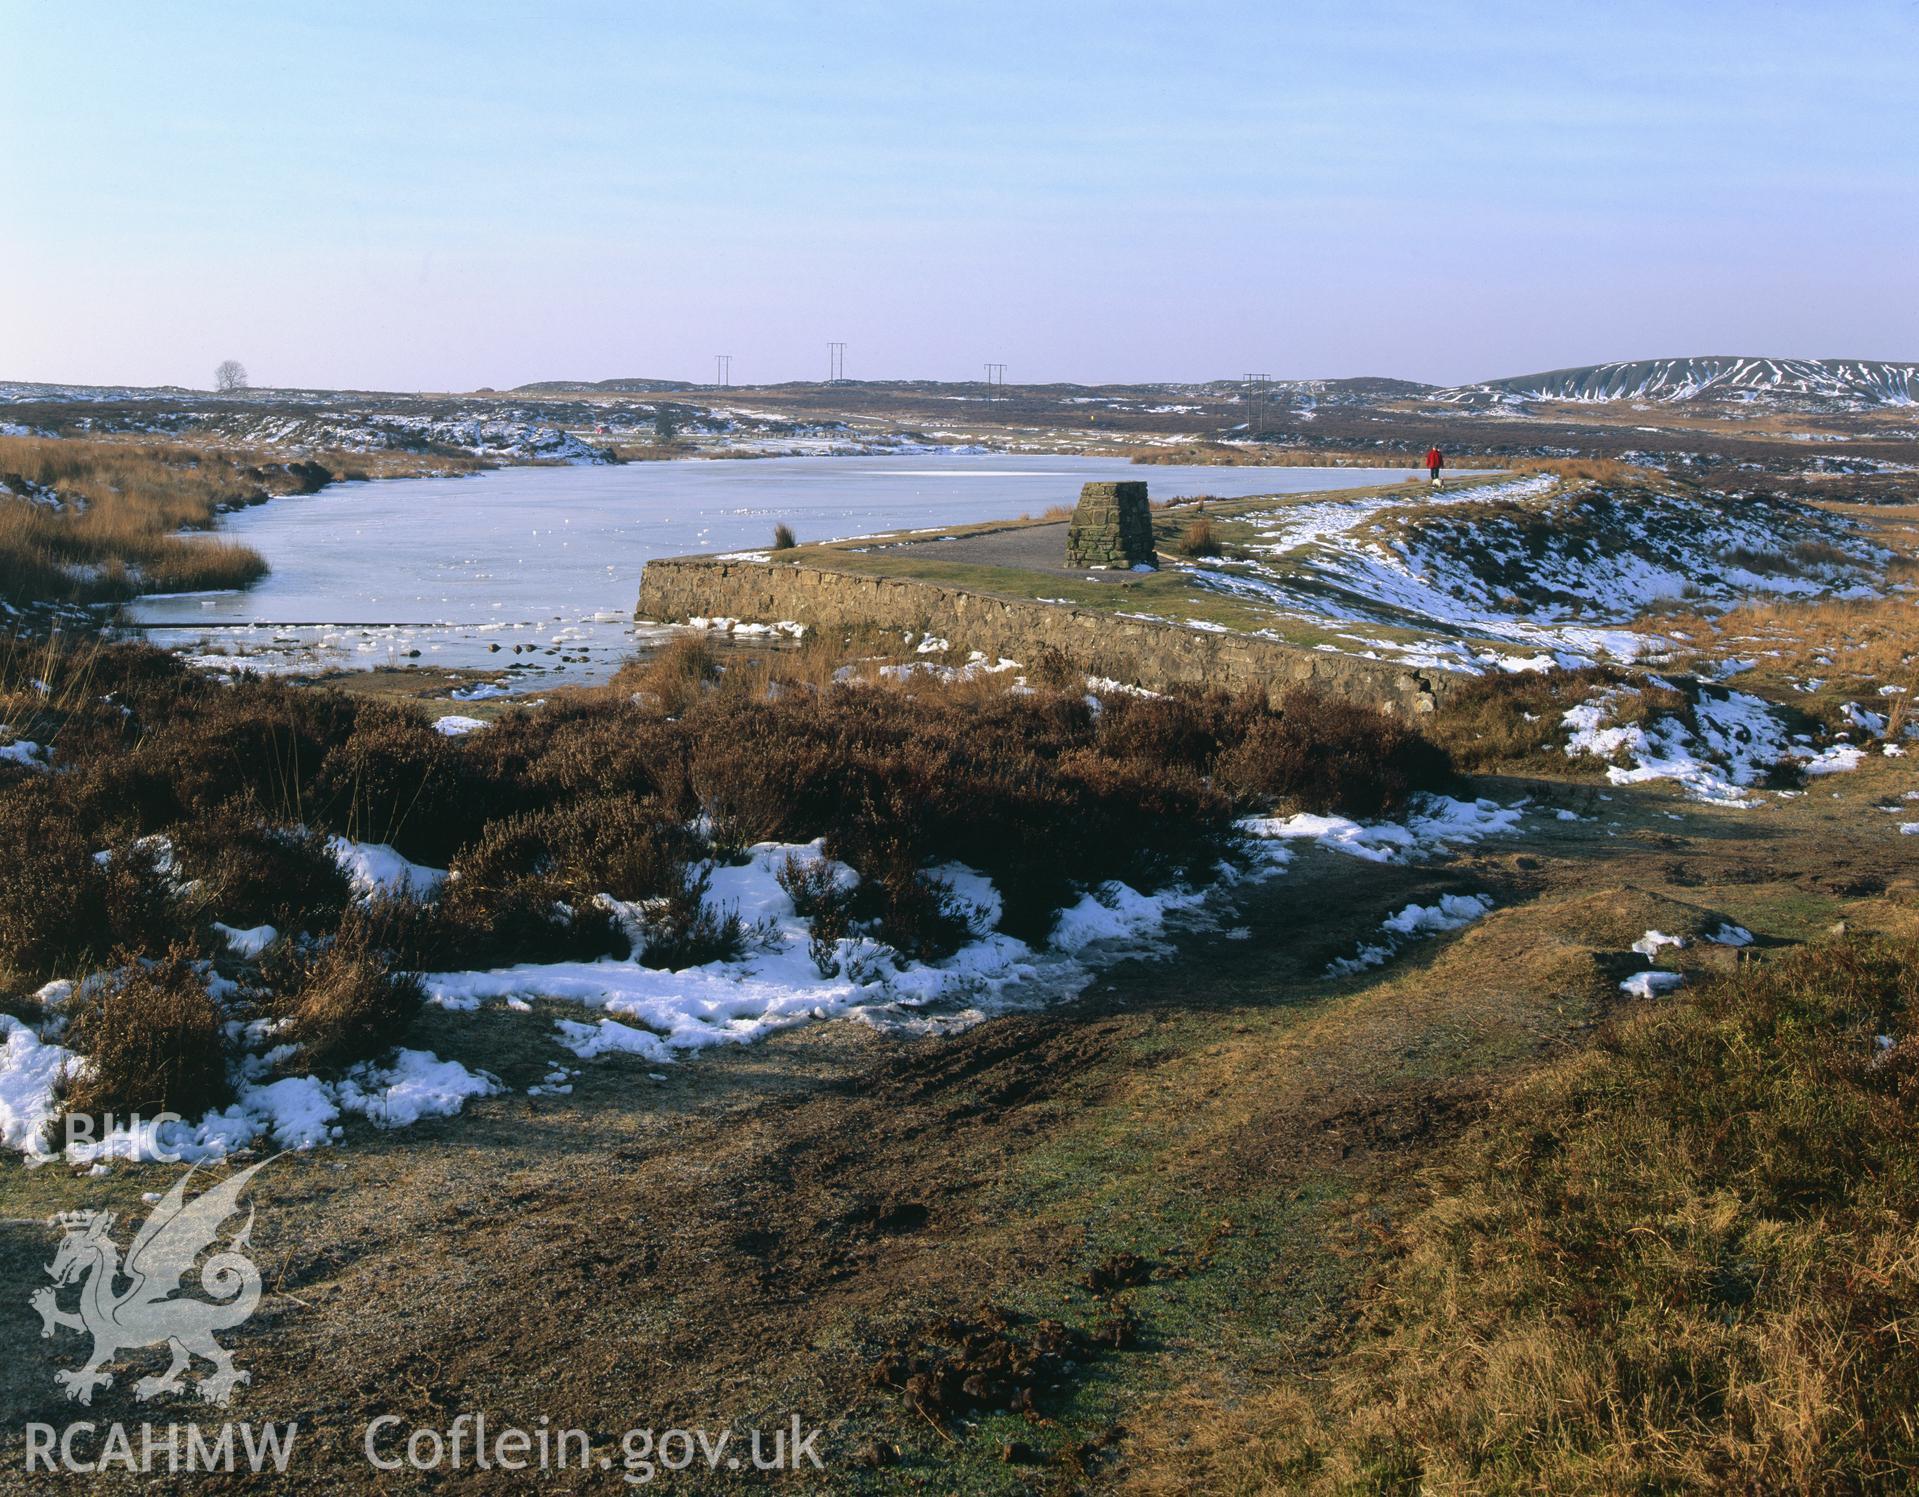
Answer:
xmin=214 ymin=360 xmax=249 ymax=394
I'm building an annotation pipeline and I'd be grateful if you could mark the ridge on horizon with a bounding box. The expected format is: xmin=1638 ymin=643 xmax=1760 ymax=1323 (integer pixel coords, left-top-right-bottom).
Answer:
xmin=5 ymin=354 xmax=1917 ymax=408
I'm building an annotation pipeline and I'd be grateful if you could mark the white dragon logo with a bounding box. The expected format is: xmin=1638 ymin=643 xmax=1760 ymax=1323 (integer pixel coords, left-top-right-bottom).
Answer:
xmin=31 ymin=1158 xmax=272 ymax=1406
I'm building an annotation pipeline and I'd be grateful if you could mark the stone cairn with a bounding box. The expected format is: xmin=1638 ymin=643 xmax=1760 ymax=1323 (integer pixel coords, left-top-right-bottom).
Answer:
xmin=1064 ymin=481 xmax=1157 ymax=569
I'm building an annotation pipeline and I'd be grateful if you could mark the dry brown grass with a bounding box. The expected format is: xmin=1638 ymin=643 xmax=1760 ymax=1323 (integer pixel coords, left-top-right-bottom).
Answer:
xmin=1177 ymin=516 xmax=1221 ymax=558
xmin=0 ymin=434 xmax=277 ymax=603
xmin=616 ymin=632 xmax=724 ymax=714
xmin=265 ymin=916 xmax=425 ymax=1071
xmin=1426 ymin=666 xmax=1624 ymax=775
xmin=1510 ymin=455 xmax=1646 ymax=484
xmin=1127 ymin=443 xmax=1423 ymax=470
xmin=1337 ymin=935 xmax=1919 ymax=1492
xmin=1128 ymin=934 xmax=1919 ymax=1494
xmin=1662 ymin=596 xmax=1919 ymax=690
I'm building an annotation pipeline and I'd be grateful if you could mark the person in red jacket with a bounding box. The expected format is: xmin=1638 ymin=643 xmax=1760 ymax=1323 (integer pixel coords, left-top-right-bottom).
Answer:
xmin=1424 ymin=445 xmax=1445 ymax=487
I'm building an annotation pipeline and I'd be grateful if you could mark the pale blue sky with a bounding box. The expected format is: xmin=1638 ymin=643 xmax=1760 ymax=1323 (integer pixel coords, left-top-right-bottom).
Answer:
xmin=4 ymin=1 xmax=1915 ymax=390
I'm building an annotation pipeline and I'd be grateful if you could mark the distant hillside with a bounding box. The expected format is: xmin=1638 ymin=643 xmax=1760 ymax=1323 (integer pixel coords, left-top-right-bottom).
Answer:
xmin=1284 ymin=376 xmax=1436 ymax=405
xmin=1440 ymin=357 xmax=1919 ymax=411
xmin=510 ymin=377 xmax=697 ymax=394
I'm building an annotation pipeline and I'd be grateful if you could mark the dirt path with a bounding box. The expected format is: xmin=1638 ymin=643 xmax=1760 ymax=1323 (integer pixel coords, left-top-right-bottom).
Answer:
xmin=3 ymin=764 xmax=1914 ymax=1491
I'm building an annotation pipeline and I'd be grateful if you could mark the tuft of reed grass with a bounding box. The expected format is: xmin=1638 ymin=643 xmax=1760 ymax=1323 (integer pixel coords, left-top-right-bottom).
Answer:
xmin=1177 ymin=516 xmax=1221 ymax=558
xmin=264 ymin=916 xmax=424 ymax=1072
xmin=0 ymin=434 xmax=278 ymax=606
xmin=614 ymin=632 xmax=723 ymax=716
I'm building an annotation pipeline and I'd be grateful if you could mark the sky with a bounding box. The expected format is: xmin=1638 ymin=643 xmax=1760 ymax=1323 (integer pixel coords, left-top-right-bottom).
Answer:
xmin=3 ymin=1 xmax=1916 ymax=391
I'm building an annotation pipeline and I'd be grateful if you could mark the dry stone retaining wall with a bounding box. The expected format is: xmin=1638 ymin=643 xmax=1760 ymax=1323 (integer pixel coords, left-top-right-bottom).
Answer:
xmin=637 ymin=556 xmax=1453 ymax=714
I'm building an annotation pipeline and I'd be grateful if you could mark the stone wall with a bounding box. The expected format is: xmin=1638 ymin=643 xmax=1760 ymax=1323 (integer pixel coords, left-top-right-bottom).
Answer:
xmin=636 ymin=556 xmax=1455 ymax=714
xmin=1065 ymin=481 xmax=1156 ymax=569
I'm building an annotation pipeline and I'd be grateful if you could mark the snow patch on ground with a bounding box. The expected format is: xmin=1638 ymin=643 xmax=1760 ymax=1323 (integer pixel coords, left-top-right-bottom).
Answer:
xmin=1632 ymin=929 xmax=1686 ymax=958
xmin=328 ymin=837 xmax=447 ymax=898
xmin=555 ymin=1018 xmax=673 ymax=1062
xmin=0 ymin=1002 xmax=499 ymax=1166
xmin=1053 ymin=882 xmax=1205 ymax=952
xmin=1239 ymin=794 xmax=1524 ymax=865
xmin=212 ymin=922 xmax=278 ymax=957
xmin=1804 ymin=744 xmax=1866 ymax=776
xmin=424 ymin=842 xmax=1066 ymax=1055
xmin=872 ymin=651 xmax=1021 ymax=685
xmin=450 ymin=680 xmax=515 ymax=701
xmin=0 ymin=1017 xmax=73 ymax=1159
xmin=1562 ymin=684 xmax=1860 ymax=804
xmin=1325 ymin=892 xmax=1495 ymax=977
xmin=0 ymin=731 xmax=51 ymax=770
xmin=424 ymin=840 xmax=1216 ymax=1063
xmin=1621 ymin=970 xmax=1686 ymax=999
xmin=336 ymin=1049 xmax=502 ymax=1130
xmin=1383 ymin=893 xmax=1496 ymax=936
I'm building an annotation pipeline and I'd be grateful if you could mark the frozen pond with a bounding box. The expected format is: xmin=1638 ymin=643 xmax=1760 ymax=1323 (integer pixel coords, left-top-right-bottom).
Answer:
xmin=129 ymin=454 xmax=1415 ymax=686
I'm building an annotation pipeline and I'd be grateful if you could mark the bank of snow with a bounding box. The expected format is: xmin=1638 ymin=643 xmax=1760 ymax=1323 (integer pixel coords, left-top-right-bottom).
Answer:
xmin=328 ymin=836 xmax=447 ymax=897
xmin=0 ymin=1009 xmax=499 ymax=1168
xmin=1238 ymin=793 xmax=1524 ymax=865
xmin=1560 ymin=681 xmax=1876 ymax=804
xmin=421 ymin=840 xmax=1189 ymax=1058
xmin=1187 ymin=476 xmax=1881 ymax=676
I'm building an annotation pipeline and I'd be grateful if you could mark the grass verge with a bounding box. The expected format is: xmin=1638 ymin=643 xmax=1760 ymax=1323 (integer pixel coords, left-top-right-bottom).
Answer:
xmin=1156 ymin=934 xmax=1919 ymax=1493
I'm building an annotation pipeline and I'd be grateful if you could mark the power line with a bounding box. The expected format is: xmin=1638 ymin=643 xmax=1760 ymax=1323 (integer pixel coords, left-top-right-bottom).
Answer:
xmin=984 ymin=362 xmax=1006 ymax=400
xmin=714 ymin=354 xmax=731 ymax=388
xmin=1243 ymin=372 xmax=1270 ymax=440
xmin=827 ymin=342 xmax=846 ymax=382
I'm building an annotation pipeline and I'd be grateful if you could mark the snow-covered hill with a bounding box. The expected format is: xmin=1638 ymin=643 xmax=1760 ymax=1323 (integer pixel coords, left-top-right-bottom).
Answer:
xmin=1439 ymin=358 xmax=1919 ymax=412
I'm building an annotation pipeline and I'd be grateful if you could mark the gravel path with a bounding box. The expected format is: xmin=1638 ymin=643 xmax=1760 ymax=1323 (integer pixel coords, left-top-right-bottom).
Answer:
xmin=880 ymin=520 xmax=1091 ymax=575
